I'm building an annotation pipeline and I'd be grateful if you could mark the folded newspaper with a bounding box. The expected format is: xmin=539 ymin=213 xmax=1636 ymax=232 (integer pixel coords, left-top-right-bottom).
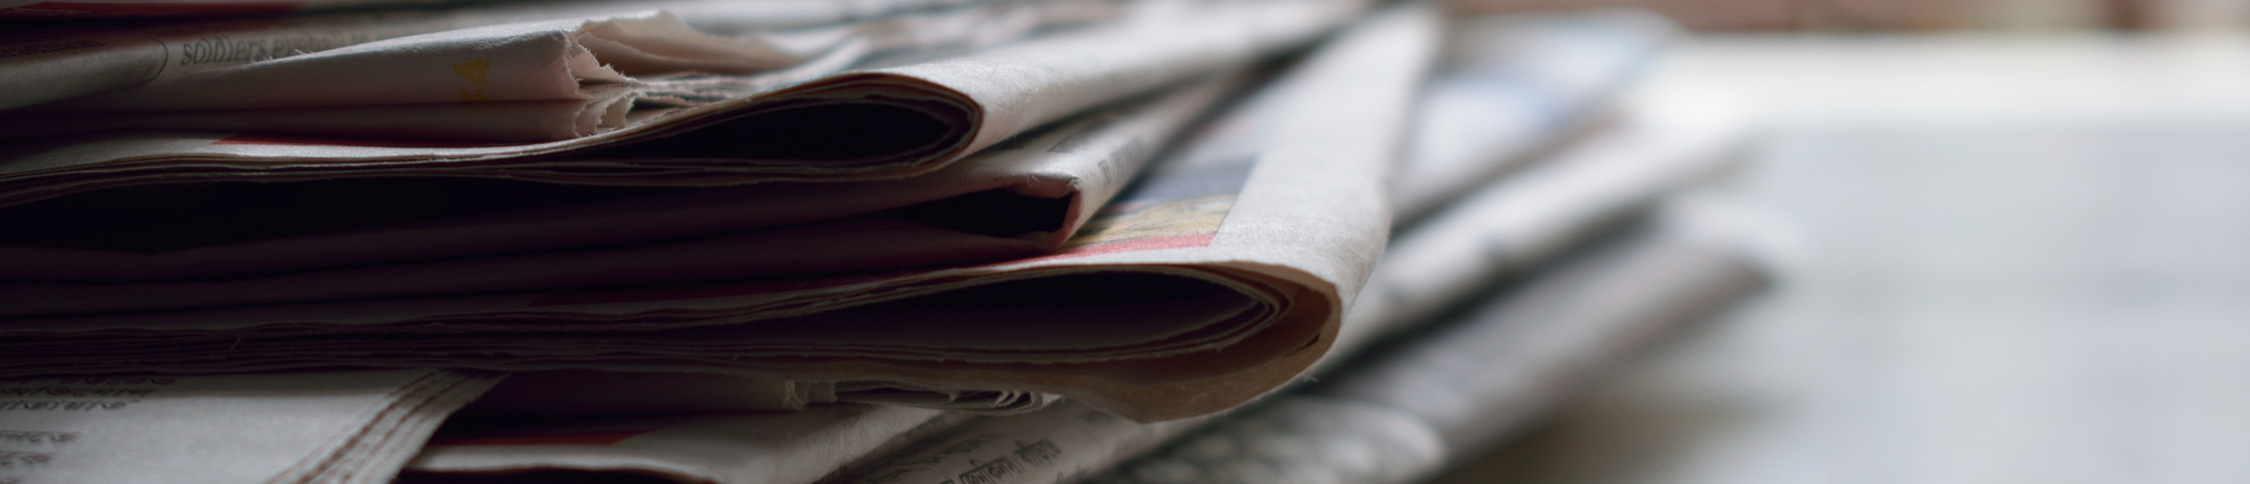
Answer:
xmin=0 ymin=0 xmax=1120 ymax=111
xmin=0 ymin=8 xmax=1669 ymax=307
xmin=0 ymin=0 xmax=1023 ymax=20
xmin=1088 ymin=201 xmax=1781 ymax=484
xmin=0 ymin=10 xmax=1716 ymax=484
xmin=406 ymin=404 xmax=982 ymax=484
xmin=0 ymin=0 xmax=1363 ymax=306
xmin=1 ymin=0 xmax=491 ymax=18
xmin=19 ymin=95 xmax=1736 ymax=484
xmin=865 ymin=213 xmax=1774 ymax=484
xmin=0 ymin=0 xmax=1364 ymax=211
xmin=393 ymin=26 xmax=1748 ymax=483
xmin=0 ymin=3 xmax=1441 ymax=422
xmin=0 ymin=370 xmax=502 ymax=484
xmin=0 ymin=74 xmax=1242 ymax=316
xmin=811 ymin=94 xmax=1753 ymax=484
xmin=401 ymin=14 xmax=1717 ymax=484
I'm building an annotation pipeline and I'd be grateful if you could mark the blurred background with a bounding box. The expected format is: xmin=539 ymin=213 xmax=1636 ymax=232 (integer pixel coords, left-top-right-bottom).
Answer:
xmin=1461 ymin=0 xmax=2248 ymax=31
xmin=1432 ymin=0 xmax=2250 ymax=483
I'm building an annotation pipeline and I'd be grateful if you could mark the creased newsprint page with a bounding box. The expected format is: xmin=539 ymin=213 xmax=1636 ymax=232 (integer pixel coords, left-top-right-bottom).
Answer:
xmin=398 ymin=405 xmax=977 ymax=484
xmin=1083 ymin=204 xmax=1781 ymax=484
xmin=12 ymin=0 xmax=1128 ymax=113
xmin=457 ymin=371 xmax=1057 ymax=416
xmin=1392 ymin=9 xmax=1675 ymax=222
xmin=0 ymin=0 xmax=1366 ymax=212
xmin=0 ymin=370 xmax=501 ymax=484
xmin=0 ymin=0 xmax=1013 ymax=19
xmin=797 ymin=89 xmax=1747 ymax=484
xmin=0 ymin=6 xmax=1661 ymax=307
xmin=0 ymin=0 xmax=479 ymax=18
xmin=0 ymin=74 xmax=1243 ymax=318
xmin=822 ymin=401 xmax=1203 ymax=484
xmin=1344 ymin=99 xmax=1750 ymax=352
xmin=0 ymin=0 xmax=1009 ymax=21
xmin=0 ymin=2 xmax=1438 ymax=423
xmin=0 ymin=0 xmax=1099 ymax=110
xmin=0 ymin=0 xmax=1125 ymax=135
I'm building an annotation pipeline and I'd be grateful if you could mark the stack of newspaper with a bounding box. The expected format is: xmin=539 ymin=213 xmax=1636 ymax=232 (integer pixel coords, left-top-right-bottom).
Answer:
xmin=0 ymin=1 xmax=1782 ymax=484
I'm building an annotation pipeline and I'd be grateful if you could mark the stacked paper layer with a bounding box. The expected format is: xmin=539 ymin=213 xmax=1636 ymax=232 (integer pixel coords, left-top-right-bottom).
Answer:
xmin=0 ymin=3 xmax=1782 ymax=484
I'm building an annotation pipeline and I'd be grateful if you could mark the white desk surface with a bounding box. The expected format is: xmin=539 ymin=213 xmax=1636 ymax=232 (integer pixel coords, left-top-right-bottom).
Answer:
xmin=1433 ymin=33 xmax=2250 ymax=484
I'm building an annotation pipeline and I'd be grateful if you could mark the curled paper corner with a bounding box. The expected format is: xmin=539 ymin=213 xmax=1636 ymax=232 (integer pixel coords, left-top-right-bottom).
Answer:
xmin=573 ymin=11 xmax=817 ymax=76
xmin=577 ymin=84 xmax=640 ymax=136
